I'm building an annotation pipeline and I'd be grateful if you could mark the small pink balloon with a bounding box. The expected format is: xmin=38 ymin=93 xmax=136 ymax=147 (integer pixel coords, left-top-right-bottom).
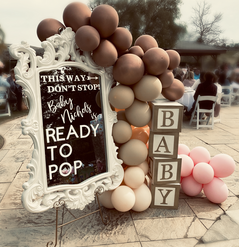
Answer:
xmin=178 ymin=144 xmax=190 ymax=155
xmin=181 ymin=175 xmax=203 ymax=196
xmin=111 ymin=185 xmax=136 ymax=212
xmin=209 ymin=154 xmax=235 ymax=178
xmin=179 ymin=154 xmax=194 ymax=177
xmin=193 ymin=162 xmax=214 ymax=184
xmin=203 ymin=177 xmax=228 ymax=203
xmin=189 ymin=146 xmax=210 ymax=165
xmin=98 ymin=190 xmax=114 ymax=209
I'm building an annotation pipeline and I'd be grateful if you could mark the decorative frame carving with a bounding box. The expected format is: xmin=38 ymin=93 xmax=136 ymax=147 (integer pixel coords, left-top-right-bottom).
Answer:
xmin=9 ymin=28 xmax=124 ymax=213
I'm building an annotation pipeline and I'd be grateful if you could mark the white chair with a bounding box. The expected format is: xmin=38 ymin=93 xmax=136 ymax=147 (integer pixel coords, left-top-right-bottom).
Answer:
xmin=231 ymin=87 xmax=239 ymax=104
xmin=221 ymin=86 xmax=232 ymax=106
xmin=0 ymin=86 xmax=11 ymax=117
xmin=189 ymin=95 xmax=218 ymax=129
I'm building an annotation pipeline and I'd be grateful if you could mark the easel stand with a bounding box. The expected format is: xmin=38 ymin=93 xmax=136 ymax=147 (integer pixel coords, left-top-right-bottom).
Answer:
xmin=46 ymin=193 xmax=107 ymax=247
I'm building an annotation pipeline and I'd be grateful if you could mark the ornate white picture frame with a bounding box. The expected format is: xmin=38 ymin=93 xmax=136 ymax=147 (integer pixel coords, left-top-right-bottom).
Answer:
xmin=9 ymin=28 xmax=124 ymax=213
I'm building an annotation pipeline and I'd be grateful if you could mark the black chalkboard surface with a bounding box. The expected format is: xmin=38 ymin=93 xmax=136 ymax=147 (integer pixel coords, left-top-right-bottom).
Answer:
xmin=39 ymin=66 xmax=107 ymax=187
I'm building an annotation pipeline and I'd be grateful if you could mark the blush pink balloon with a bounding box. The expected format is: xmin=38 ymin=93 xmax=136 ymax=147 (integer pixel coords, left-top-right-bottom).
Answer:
xmin=181 ymin=175 xmax=203 ymax=196
xmin=193 ymin=162 xmax=214 ymax=184
xmin=203 ymin=177 xmax=228 ymax=203
xmin=179 ymin=154 xmax=194 ymax=177
xmin=209 ymin=154 xmax=235 ymax=178
xmin=189 ymin=146 xmax=210 ymax=165
xmin=178 ymin=144 xmax=190 ymax=155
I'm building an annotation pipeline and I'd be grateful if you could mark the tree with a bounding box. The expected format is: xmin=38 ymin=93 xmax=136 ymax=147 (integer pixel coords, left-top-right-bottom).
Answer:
xmin=192 ymin=1 xmax=223 ymax=45
xmin=89 ymin=0 xmax=186 ymax=49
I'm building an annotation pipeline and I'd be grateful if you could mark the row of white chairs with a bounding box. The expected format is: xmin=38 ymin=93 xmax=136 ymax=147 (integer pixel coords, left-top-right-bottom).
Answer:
xmin=221 ymin=85 xmax=239 ymax=106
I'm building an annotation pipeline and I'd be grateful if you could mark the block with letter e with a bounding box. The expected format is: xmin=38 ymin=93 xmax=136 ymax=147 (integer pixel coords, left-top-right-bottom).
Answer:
xmin=149 ymin=99 xmax=183 ymax=133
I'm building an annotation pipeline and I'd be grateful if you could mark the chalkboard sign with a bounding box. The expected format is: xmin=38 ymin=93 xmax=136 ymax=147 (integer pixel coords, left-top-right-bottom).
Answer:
xmin=9 ymin=28 xmax=124 ymax=213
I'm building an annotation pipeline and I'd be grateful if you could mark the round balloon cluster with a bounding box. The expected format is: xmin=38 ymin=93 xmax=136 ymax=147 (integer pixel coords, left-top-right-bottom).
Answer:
xmin=178 ymin=144 xmax=236 ymax=204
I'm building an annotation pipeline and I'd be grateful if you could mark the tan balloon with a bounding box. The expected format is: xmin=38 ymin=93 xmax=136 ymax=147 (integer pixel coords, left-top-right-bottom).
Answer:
xmin=132 ymin=183 xmax=152 ymax=212
xmin=135 ymin=160 xmax=149 ymax=175
xmin=90 ymin=4 xmax=119 ymax=38
xmin=128 ymin=45 xmax=144 ymax=58
xmin=166 ymin=50 xmax=181 ymax=70
xmin=125 ymin=99 xmax=151 ymax=127
xmin=111 ymin=185 xmax=135 ymax=212
xmin=98 ymin=190 xmax=114 ymax=209
xmin=113 ymin=54 xmax=145 ymax=85
xmin=109 ymin=84 xmax=134 ymax=109
xmin=134 ymin=34 xmax=158 ymax=52
xmin=157 ymin=70 xmax=174 ymax=88
xmin=92 ymin=39 xmax=118 ymax=68
xmin=95 ymin=91 xmax=101 ymax=108
xmin=133 ymin=75 xmax=162 ymax=101
xmin=142 ymin=47 xmax=170 ymax=76
xmin=124 ymin=167 xmax=145 ymax=189
xmin=162 ymin=79 xmax=185 ymax=101
xmin=117 ymin=110 xmax=128 ymax=122
xmin=118 ymin=139 xmax=148 ymax=166
xmin=112 ymin=120 xmax=132 ymax=144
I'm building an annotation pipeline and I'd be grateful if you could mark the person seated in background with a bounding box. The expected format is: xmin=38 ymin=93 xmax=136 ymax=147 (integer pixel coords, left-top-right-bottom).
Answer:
xmin=183 ymin=70 xmax=195 ymax=87
xmin=173 ymin=67 xmax=184 ymax=81
xmin=218 ymin=72 xmax=231 ymax=95
xmin=191 ymin=71 xmax=206 ymax=91
xmin=193 ymin=67 xmax=200 ymax=80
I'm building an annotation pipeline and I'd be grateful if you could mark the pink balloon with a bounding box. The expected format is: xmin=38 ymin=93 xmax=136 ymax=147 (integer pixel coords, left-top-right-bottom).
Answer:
xmin=178 ymin=144 xmax=190 ymax=155
xmin=193 ymin=162 xmax=214 ymax=184
xmin=203 ymin=177 xmax=228 ymax=203
xmin=209 ymin=154 xmax=235 ymax=178
xmin=181 ymin=175 xmax=203 ymax=196
xmin=179 ymin=154 xmax=194 ymax=177
xmin=189 ymin=146 xmax=210 ymax=165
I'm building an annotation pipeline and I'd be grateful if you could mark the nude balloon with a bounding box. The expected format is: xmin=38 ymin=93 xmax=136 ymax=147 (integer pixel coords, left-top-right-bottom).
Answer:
xmin=193 ymin=162 xmax=214 ymax=184
xmin=118 ymin=139 xmax=148 ymax=166
xmin=178 ymin=144 xmax=190 ymax=155
xmin=98 ymin=190 xmax=114 ymax=209
xmin=132 ymin=184 xmax=152 ymax=212
xmin=166 ymin=50 xmax=181 ymax=70
xmin=142 ymin=47 xmax=170 ymax=76
xmin=37 ymin=18 xmax=65 ymax=42
xmin=124 ymin=167 xmax=145 ymax=189
xmin=135 ymin=160 xmax=149 ymax=175
xmin=112 ymin=120 xmax=132 ymax=144
xmin=111 ymin=185 xmax=135 ymax=212
xmin=63 ymin=2 xmax=91 ymax=32
xmin=90 ymin=4 xmax=119 ymax=38
xmin=75 ymin=25 xmax=100 ymax=51
xmin=134 ymin=34 xmax=158 ymax=52
xmin=133 ymin=75 xmax=162 ymax=101
xmin=189 ymin=146 xmax=211 ymax=165
xmin=162 ymin=79 xmax=185 ymax=101
xmin=113 ymin=53 xmax=145 ymax=85
xmin=109 ymin=84 xmax=134 ymax=109
xmin=125 ymin=99 xmax=151 ymax=127
xmin=157 ymin=70 xmax=174 ymax=89
xmin=92 ymin=39 xmax=118 ymax=68
xmin=181 ymin=175 xmax=203 ymax=196
xmin=128 ymin=46 xmax=144 ymax=58
xmin=130 ymin=127 xmax=149 ymax=144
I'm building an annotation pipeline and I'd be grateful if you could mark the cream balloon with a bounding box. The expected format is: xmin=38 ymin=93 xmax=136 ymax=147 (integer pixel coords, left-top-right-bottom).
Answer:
xmin=124 ymin=167 xmax=145 ymax=189
xmin=98 ymin=190 xmax=114 ymax=209
xmin=135 ymin=160 xmax=149 ymax=175
xmin=112 ymin=120 xmax=132 ymax=144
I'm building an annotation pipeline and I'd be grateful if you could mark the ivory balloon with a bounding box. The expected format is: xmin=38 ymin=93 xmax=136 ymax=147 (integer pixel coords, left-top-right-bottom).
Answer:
xmin=130 ymin=127 xmax=149 ymax=144
xmin=63 ymin=2 xmax=91 ymax=32
xmin=90 ymin=4 xmax=119 ymax=38
xmin=132 ymin=183 xmax=152 ymax=212
xmin=125 ymin=99 xmax=151 ymax=127
xmin=98 ymin=190 xmax=114 ymax=209
xmin=193 ymin=162 xmax=214 ymax=184
xmin=133 ymin=75 xmax=162 ymax=101
xmin=166 ymin=50 xmax=181 ymax=70
xmin=37 ymin=18 xmax=65 ymax=42
xmin=157 ymin=70 xmax=174 ymax=88
xmin=124 ymin=167 xmax=145 ymax=189
xmin=109 ymin=84 xmax=134 ymax=109
xmin=92 ymin=39 xmax=118 ymax=68
xmin=142 ymin=47 xmax=170 ymax=76
xmin=162 ymin=79 xmax=184 ymax=101
xmin=134 ymin=34 xmax=158 ymax=52
xmin=112 ymin=120 xmax=132 ymax=144
xmin=113 ymin=54 xmax=145 ymax=85
xmin=128 ymin=46 xmax=144 ymax=58
xmin=135 ymin=160 xmax=149 ymax=175
xmin=111 ymin=185 xmax=136 ymax=212
xmin=118 ymin=139 xmax=148 ymax=166
xmin=189 ymin=146 xmax=211 ymax=165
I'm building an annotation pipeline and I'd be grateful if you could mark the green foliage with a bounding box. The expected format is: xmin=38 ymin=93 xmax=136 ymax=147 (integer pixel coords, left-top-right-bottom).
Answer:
xmin=89 ymin=0 xmax=186 ymax=49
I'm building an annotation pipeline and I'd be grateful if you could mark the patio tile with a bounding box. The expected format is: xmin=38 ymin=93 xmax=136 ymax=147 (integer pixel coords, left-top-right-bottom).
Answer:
xmin=195 ymin=239 xmax=239 ymax=247
xmin=0 ymin=182 xmax=10 ymax=202
xmin=141 ymin=238 xmax=199 ymax=247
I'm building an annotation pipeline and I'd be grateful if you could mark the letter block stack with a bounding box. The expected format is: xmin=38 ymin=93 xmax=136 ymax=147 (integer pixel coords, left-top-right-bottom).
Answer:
xmin=148 ymin=99 xmax=183 ymax=209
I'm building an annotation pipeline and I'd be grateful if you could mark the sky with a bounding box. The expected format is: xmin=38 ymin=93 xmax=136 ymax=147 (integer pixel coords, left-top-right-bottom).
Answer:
xmin=1 ymin=0 xmax=239 ymax=47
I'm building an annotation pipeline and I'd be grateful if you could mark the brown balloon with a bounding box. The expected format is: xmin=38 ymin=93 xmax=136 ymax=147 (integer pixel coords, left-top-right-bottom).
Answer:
xmin=134 ymin=35 xmax=158 ymax=53
xmin=63 ymin=2 xmax=91 ymax=32
xmin=37 ymin=18 xmax=65 ymax=42
xmin=109 ymin=27 xmax=132 ymax=51
xmin=112 ymin=120 xmax=132 ymax=144
xmin=157 ymin=70 xmax=174 ymax=88
xmin=92 ymin=39 xmax=118 ymax=68
xmin=125 ymin=99 xmax=151 ymax=127
xmin=142 ymin=47 xmax=170 ymax=76
xmin=128 ymin=46 xmax=144 ymax=58
xmin=75 ymin=25 xmax=100 ymax=51
xmin=166 ymin=50 xmax=181 ymax=70
xmin=90 ymin=4 xmax=119 ymax=38
xmin=162 ymin=79 xmax=185 ymax=101
xmin=113 ymin=53 xmax=145 ymax=85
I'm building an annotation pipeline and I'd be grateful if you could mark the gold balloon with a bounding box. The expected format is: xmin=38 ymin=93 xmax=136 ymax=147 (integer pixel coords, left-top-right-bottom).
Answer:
xmin=112 ymin=120 xmax=132 ymax=144
xmin=134 ymin=34 xmax=158 ymax=52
